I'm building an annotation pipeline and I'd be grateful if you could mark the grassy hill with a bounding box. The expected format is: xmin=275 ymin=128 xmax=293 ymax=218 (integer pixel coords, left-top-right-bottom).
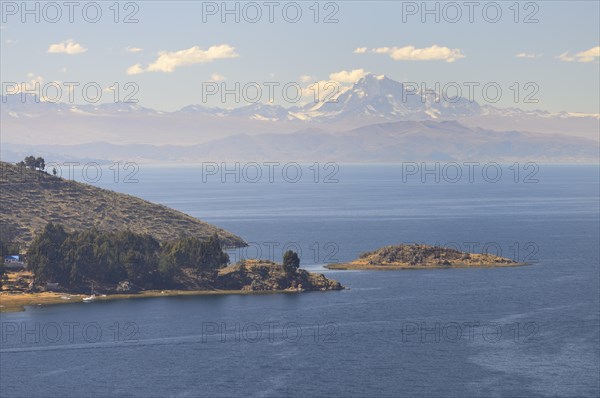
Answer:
xmin=0 ymin=161 xmax=245 ymax=250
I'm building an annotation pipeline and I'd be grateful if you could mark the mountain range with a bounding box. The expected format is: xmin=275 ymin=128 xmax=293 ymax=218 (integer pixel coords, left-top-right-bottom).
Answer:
xmin=1 ymin=73 xmax=598 ymax=163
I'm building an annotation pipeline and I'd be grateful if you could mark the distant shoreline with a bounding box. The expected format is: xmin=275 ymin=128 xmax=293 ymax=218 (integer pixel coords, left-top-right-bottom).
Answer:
xmin=0 ymin=287 xmax=326 ymax=313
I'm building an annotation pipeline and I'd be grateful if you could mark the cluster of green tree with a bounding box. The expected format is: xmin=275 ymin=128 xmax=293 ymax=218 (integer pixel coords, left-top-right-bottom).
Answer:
xmin=160 ymin=236 xmax=229 ymax=280
xmin=17 ymin=156 xmax=46 ymax=171
xmin=26 ymin=223 xmax=229 ymax=289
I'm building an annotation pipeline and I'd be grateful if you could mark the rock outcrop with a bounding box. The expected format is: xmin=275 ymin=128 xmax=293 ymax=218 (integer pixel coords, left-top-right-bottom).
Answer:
xmin=217 ymin=260 xmax=344 ymax=291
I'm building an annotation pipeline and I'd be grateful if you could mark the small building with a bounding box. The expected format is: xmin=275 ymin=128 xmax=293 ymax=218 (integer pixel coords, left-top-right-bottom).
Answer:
xmin=4 ymin=255 xmax=26 ymax=270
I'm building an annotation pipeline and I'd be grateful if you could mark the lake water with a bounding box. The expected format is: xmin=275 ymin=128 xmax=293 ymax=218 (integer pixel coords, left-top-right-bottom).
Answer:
xmin=1 ymin=164 xmax=599 ymax=397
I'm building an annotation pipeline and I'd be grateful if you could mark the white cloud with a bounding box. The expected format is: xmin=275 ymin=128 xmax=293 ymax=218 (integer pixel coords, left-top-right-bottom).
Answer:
xmin=128 ymin=44 xmax=239 ymax=74
xmin=47 ymin=39 xmax=87 ymax=55
xmin=516 ymin=52 xmax=542 ymax=59
xmin=577 ymin=46 xmax=600 ymax=62
xmin=299 ymin=80 xmax=349 ymax=105
xmin=353 ymin=47 xmax=368 ymax=54
xmin=297 ymin=69 xmax=368 ymax=105
xmin=5 ymin=74 xmax=59 ymax=101
xmin=15 ymin=74 xmax=44 ymax=93
xmin=126 ymin=64 xmax=144 ymax=75
xmin=329 ymin=69 xmax=368 ymax=83
xmin=558 ymin=52 xmax=574 ymax=62
xmin=125 ymin=46 xmax=143 ymax=53
xmin=558 ymin=46 xmax=600 ymax=63
xmin=210 ymin=73 xmax=226 ymax=82
xmin=369 ymin=45 xmax=465 ymax=62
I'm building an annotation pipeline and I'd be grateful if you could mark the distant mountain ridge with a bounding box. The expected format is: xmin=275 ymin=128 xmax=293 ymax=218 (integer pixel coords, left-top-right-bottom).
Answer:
xmin=2 ymin=120 xmax=597 ymax=164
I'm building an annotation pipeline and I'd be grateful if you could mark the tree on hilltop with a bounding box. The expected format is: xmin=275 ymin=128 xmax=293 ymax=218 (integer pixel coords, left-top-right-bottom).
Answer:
xmin=21 ymin=156 xmax=46 ymax=171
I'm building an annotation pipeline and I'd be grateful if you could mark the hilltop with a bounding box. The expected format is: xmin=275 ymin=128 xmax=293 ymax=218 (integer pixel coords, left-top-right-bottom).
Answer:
xmin=327 ymin=244 xmax=524 ymax=270
xmin=0 ymin=161 xmax=245 ymax=249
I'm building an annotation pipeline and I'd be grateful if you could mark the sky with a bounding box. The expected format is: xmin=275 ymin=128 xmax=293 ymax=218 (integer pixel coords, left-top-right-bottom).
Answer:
xmin=1 ymin=1 xmax=599 ymax=112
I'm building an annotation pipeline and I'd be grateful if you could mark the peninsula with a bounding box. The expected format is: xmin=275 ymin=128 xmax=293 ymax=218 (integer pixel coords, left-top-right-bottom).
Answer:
xmin=0 ymin=160 xmax=343 ymax=312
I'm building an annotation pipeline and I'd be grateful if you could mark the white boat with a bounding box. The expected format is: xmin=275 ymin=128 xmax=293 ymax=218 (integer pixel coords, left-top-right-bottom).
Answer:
xmin=82 ymin=283 xmax=96 ymax=302
xmin=82 ymin=294 xmax=96 ymax=302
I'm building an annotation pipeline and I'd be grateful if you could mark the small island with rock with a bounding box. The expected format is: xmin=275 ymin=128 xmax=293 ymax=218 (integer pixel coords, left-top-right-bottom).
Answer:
xmin=326 ymin=244 xmax=526 ymax=270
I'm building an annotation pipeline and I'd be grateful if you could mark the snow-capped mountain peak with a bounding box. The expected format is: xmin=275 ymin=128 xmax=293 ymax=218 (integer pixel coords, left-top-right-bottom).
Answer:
xmin=3 ymin=75 xmax=598 ymax=141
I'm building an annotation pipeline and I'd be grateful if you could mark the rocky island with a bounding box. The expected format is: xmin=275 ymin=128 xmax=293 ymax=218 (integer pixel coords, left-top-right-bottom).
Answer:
xmin=326 ymin=244 xmax=525 ymax=270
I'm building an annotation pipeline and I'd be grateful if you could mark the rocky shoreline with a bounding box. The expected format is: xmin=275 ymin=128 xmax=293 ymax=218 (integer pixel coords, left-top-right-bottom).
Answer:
xmin=1 ymin=260 xmax=344 ymax=312
xmin=218 ymin=260 xmax=343 ymax=292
